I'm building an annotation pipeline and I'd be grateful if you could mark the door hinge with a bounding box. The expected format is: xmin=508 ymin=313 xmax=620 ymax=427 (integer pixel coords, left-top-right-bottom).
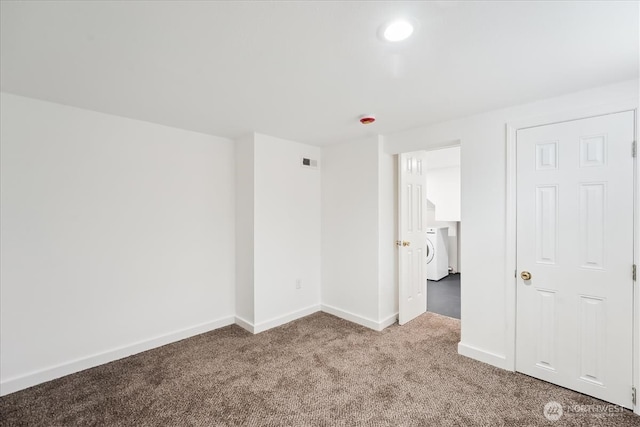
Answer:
xmin=633 ymin=264 xmax=637 ymax=281
xmin=633 ymin=140 xmax=637 ymax=158
xmin=633 ymin=387 xmax=636 ymax=405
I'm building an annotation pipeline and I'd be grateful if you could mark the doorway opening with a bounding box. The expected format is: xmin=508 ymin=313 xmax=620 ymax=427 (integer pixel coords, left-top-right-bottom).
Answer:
xmin=424 ymin=147 xmax=461 ymax=320
xmin=397 ymin=145 xmax=461 ymax=324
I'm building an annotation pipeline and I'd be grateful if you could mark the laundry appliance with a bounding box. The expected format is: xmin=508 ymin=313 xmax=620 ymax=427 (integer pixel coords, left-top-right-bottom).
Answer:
xmin=426 ymin=227 xmax=449 ymax=281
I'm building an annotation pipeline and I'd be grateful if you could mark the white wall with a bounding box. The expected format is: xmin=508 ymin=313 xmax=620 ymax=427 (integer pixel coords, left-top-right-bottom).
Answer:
xmin=321 ymin=137 xmax=381 ymax=326
xmin=378 ymin=143 xmax=398 ymax=323
xmin=3 ymin=80 xmax=637 ymax=400
xmin=425 ymin=149 xmax=461 ymax=273
xmin=383 ymin=79 xmax=639 ymax=369
xmin=425 ymin=146 xmax=461 ymax=223
xmin=234 ymin=133 xmax=322 ymax=332
xmin=0 ymin=93 xmax=236 ymax=395
xmin=427 ymin=167 xmax=461 ymax=222
xmin=253 ymin=134 xmax=321 ymax=328
xmin=321 ymin=136 xmax=398 ymax=330
xmin=235 ymin=135 xmax=255 ymax=325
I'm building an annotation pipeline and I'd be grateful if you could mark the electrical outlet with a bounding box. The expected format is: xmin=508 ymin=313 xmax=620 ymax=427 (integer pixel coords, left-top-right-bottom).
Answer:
xmin=295 ymin=279 xmax=302 ymax=289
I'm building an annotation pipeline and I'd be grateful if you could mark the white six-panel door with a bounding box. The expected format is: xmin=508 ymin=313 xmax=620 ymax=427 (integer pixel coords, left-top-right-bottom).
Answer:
xmin=398 ymin=151 xmax=428 ymax=325
xmin=516 ymin=111 xmax=635 ymax=408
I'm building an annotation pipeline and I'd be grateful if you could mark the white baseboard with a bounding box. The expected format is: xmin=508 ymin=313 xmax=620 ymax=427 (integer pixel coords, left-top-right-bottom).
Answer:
xmin=1 ymin=306 xmax=395 ymax=396
xmin=234 ymin=315 xmax=255 ymax=333
xmin=253 ymin=304 xmax=320 ymax=333
xmin=236 ymin=305 xmax=321 ymax=334
xmin=321 ymin=304 xmax=396 ymax=331
xmin=378 ymin=312 xmax=398 ymax=330
xmin=0 ymin=316 xmax=235 ymax=396
xmin=458 ymin=342 xmax=508 ymax=370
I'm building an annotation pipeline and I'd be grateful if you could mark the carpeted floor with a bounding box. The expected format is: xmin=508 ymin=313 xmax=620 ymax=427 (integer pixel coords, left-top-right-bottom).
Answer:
xmin=0 ymin=312 xmax=637 ymax=426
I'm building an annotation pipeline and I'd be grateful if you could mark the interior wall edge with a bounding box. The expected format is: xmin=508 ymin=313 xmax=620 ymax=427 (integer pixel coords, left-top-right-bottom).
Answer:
xmin=252 ymin=304 xmax=321 ymax=334
xmin=234 ymin=316 xmax=255 ymax=334
xmin=321 ymin=304 xmax=395 ymax=332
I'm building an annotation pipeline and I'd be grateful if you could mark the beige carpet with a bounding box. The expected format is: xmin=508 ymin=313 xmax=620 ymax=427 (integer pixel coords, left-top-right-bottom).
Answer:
xmin=0 ymin=312 xmax=637 ymax=426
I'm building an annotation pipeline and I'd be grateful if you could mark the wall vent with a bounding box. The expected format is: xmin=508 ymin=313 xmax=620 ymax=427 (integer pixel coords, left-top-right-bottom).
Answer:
xmin=301 ymin=157 xmax=319 ymax=169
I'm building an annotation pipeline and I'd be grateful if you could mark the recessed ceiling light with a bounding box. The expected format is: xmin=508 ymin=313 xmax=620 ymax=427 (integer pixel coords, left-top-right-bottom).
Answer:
xmin=383 ymin=20 xmax=414 ymax=42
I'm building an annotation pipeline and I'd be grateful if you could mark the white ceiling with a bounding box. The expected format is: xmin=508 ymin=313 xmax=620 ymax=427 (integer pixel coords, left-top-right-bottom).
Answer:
xmin=1 ymin=1 xmax=637 ymax=146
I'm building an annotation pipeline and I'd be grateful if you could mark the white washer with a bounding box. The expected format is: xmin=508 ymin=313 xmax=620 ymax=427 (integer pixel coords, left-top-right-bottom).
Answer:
xmin=426 ymin=227 xmax=449 ymax=281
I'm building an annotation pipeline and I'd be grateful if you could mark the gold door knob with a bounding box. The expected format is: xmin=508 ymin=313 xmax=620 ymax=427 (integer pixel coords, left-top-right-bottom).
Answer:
xmin=402 ymin=241 xmax=410 ymax=247
xmin=521 ymin=271 xmax=532 ymax=281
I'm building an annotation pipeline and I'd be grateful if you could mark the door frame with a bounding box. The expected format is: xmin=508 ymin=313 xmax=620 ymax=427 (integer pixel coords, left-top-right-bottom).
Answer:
xmin=395 ymin=141 xmax=462 ymax=323
xmin=505 ymin=99 xmax=639 ymax=414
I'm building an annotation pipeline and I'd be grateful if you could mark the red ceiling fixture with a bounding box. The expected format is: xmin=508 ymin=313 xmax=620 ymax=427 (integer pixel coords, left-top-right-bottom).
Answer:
xmin=359 ymin=115 xmax=376 ymax=125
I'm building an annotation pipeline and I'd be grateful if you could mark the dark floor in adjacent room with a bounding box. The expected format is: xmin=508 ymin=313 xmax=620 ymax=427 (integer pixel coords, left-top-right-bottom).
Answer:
xmin=427 ymin=273 xmax=461 ymax=319
xmin=2 ymin=310 xmax=637 ymax=426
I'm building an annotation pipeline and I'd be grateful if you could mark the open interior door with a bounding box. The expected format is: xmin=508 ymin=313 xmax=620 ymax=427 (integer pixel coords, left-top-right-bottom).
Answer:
xmin=398 ymin=151 xmax=428 ymax=325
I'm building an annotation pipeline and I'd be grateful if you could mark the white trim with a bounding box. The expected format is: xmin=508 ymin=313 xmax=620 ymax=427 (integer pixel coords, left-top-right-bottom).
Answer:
xmin=0 ymin=316 xmax=235 ymax=396
xmin=395 ymin=142 xmax=462 ymax=326
xmin=383 ymin=138 xmax=461 ymax=156
xmin=379 ymin=312 xmax=399 ymax=330
xmin=458 ymin=342 xmax=508 ymax=370
xmin=253 ymin=305 xmax=320 ymax=334
xmin=234 ymin=316 xmax=255 ymax=334
xmin=505 ymin=123 xmax=518 ymax=372
xmin=507 ymin=98 xmax=639 ymax=132
xmin=321 ymin=304 xmax=396 ymax=331
xmin=633 ymin=109 xmax=639 ymax=416
xmin=506 ymin=101 xmax=639 ymax=414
